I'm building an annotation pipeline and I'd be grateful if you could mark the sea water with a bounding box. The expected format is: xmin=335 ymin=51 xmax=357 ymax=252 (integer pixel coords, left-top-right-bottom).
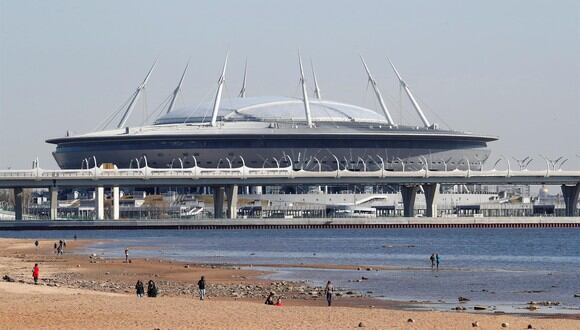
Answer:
xmin=3 ymin=228 xmax=579 ymax=313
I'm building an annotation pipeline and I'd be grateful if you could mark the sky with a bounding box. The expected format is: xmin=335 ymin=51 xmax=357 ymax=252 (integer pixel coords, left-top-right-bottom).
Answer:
xmin=1 ymin=0 xmax=579 ymax=171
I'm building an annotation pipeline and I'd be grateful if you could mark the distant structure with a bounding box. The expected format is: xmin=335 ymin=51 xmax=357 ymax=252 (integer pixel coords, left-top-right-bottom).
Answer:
xmin=47 ymin=55 xmax=496 ymax=171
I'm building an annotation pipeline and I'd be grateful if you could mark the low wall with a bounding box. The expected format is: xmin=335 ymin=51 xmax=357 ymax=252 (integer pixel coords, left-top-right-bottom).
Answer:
xmin=1 ymin=217 xmax=580 ymax=230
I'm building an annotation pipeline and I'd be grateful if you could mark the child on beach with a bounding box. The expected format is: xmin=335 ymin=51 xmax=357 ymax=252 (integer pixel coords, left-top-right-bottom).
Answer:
xmin=124 ymin=248 xmax=129 ymax=263
xmin=197 ymin=276 xmax=206 ymax=300
xmin=275 ymin=297 xmax=284 ymax=307
xmin=135 ymin=280 xmax=144 ymax=298
xmin=32 ymin=264 xmax=39 ymax=285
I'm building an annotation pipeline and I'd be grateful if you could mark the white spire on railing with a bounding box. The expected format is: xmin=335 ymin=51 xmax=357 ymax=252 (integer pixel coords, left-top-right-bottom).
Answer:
xmin=311 ymin=59 xmax=322 ymax=100
xmin=166 ymin=62 xmax=189 ymax=114
xmin=117 ymin=60 xmax=157 ymax=128
xmin=387 ymin=57 xmax=432 ymax=128
xmin=360 ymin=56 xmax=395 ymax=126
xmin=210 ymin=53 xmax=229 ymax=127
xmin=298 ymin=51 xmax=313 ymax=128
xmin=239 ymin=59 xmax=247 ymax=98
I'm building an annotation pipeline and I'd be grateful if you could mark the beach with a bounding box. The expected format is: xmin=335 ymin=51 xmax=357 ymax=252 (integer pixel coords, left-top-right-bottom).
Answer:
xmin=0 ymin=237 xmax=579 ymax=329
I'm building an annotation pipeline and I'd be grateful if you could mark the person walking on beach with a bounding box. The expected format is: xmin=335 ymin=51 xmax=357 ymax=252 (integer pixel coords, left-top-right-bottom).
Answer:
xmin=34 ymin=240 xmax=39 ymax=251
xmin=124 ymin=248 xmax=129 ymax=263
xmin=53 ymin=242 xmax=57 ymax=254
xmin=430 ymin=253 xmax=435 ymax=269
xmin=197 ymin=276 xmax=206 ymax=300
xmin=324 ymin=280 xmax=334 ymax=307
xmin=435 ymin=253 xmax=440 ymax=270
xmin=135 ymin=280 xmax=144 ymax=298
xmin=32 ymin=264 xmax=39 ymax=285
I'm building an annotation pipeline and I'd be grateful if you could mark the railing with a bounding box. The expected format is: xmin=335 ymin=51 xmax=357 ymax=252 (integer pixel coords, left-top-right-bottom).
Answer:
xmin=0 ymin=165 xmax=580 ymax=182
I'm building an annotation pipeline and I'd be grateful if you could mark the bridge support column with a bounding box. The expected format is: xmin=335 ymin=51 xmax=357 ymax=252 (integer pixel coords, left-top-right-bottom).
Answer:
xmin=561 ymin=183 xmax=580 ymax=216
xmin=400 ymin=185 xmax=418 ymax=217
xmin=112 ymin=186 xmax=120 ymax=220
xmin=49 ymin=187 xmax=58 ymax=220
xmin=14 ymin=187 xmax=23 ymax=221
xmin=422 ymin=183 xmax=439 ymax=218
xmin=95 ymin=187 xmax=104 ymax=220
xmin=225 ymin=185 xmax=238 ymax=219
xmin=213 ymin=186 xmax=225 ymax=219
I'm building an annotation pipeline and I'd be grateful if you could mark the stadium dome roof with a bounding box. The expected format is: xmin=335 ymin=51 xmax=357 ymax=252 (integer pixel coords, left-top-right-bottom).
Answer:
xmin=154 ymin=96 xmax=389 ymax=125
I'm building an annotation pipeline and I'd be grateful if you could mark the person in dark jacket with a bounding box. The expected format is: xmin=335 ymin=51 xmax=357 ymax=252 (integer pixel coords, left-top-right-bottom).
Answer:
xmin=264 ymin=292 xmax=275 ymax=305
xmin=197 ymin=276 xmax=206 ymax=300
xmin=135 ymin=280 xmax=144 ymax=298
xmin=147 ymin=280 xmax=158 ymax=297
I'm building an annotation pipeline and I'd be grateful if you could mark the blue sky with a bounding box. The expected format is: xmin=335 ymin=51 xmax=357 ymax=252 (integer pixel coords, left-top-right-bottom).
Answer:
xmin=1 ymin=0 xmax=579 ymax=169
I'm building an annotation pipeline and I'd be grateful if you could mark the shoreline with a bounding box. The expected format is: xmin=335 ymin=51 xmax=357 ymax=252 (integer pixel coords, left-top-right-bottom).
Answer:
xmin=1 ymin=217 xmax=580 ymax=231
xmin=0 ymin=237 xmax=579 ymax=329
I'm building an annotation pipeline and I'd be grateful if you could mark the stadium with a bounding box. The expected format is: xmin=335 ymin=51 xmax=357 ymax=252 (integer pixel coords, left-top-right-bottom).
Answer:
xmin=47 ymin=56 xmax=497 ymax=172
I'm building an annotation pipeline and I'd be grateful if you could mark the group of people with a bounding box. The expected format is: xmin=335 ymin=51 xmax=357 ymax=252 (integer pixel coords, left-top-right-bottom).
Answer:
xmin=134 ymin=276 xmax=206 ymax=300
xmin=135 ymin=280 xmax=158 ymax=297
xmin=53 ymin=240 xmax=66 ymax=255
xmin=429 ymin=253 xmax=441 ymax=270
xmin=264 ymin=292 xmax=284 ymax=307
xmin=264 ymin=280 xmax=335 ymax=307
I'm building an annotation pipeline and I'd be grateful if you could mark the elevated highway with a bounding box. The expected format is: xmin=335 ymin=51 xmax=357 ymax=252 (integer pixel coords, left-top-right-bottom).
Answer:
xmin=1 ymin=165 xmax=578 ymax=220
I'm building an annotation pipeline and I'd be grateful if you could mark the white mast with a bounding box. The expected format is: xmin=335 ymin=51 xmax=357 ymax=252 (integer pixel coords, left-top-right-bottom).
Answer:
xmin=238 ymin=59 xmax=247 ymax=98
xmin=117 ymin=60 xmax=157 ymax=128
xmin=210 ymin=53 xmax=228 ymax=127
xmin=298 ymin=52 xmax=313 ymax=128
xmin=387 ymin=57 xmax=431 ymax=128
xmin=359 ymin=56 xmax=395 ymax=126
xmin=166 ymin=62 xmax=189 ymax=114
xmin=311 ymin=60 xmax=322 ymax=100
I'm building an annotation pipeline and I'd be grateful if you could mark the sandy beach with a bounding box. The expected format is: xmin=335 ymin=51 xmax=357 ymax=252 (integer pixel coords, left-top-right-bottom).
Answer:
xmin=0 ymin=237 xmax=578 ymax=329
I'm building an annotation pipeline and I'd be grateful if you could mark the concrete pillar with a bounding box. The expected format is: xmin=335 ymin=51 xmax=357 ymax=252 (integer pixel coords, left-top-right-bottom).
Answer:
xmin=422 ymin=183 xmax=440 ymax=218
xmin=96 ymin=186 xmax=104 ymax=220
xmin=225 ymin=185 xmax=239 ymax=219
xmin=213 ymin=186 xmax=225 ymax=219
xmin=49 ymin=187 xmax=58 ymax=220
xmin=14 ymin=187 xmax=23 ymax=221
xmin=400 ymin=185 xmax=418 ymax=217
xmin=561 ymin=183 xmax=580 ymax=217
xmin=112 ymin=186 xmax=120 ymax=220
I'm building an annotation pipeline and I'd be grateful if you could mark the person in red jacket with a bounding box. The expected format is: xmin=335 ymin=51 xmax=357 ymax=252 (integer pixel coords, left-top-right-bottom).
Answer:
xmin=32 ymin=264 xmax=39 ymax=285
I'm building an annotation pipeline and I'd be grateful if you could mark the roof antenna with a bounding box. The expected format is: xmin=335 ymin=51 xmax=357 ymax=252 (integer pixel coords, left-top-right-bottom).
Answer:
xmin=166 ymin=61 xmax=189 ymax=114
xmin=359 ymin=55 xmax=396 ymax=126
xmin=387 ymin=57 xmax=432 ymax=128
xmin=311 ymin=59 xmax=322 ymax=100
xmin=210 ymin=52 xmax=228 ymax=127
xmin=239 ymin=59 xmax=248 ymax=98
xmin=117 ymin=60 xmax=157 ymax=128
xmin=298 ymin=50 xmax=314 ymax=128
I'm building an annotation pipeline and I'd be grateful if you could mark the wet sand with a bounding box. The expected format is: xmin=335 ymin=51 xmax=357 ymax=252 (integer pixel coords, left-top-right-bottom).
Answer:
xmin=0 ymin=238 xmax=578 ymax=329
